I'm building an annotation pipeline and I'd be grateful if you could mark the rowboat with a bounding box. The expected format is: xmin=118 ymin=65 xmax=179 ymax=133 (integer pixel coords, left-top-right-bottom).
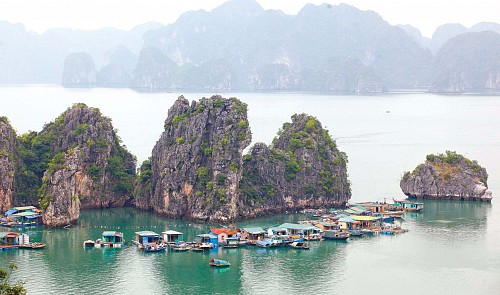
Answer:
xmin=19 ymin=242 xmax=45 ymax=249
xmin=209 ymin=259 xmax=231 ymax=267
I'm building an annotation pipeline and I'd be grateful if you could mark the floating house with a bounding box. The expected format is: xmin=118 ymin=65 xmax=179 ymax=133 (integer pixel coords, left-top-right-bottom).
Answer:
xmin=315 ymin=221 xmax=338 ymax=231
xmin=267 ymin=227 xmax=288 ymax=237
xmin=0 ymin=232 xmax=19 ymax=250
xmin=351 ymin=216 xmax=381 ymax=229
xmin=135 ymin=231 xmax=160 ymax=246
xmin=278 ymin=223 xmax=321 ymax=238
xmin=241 ymin=227 xmax=266 ymax=243
xmin=210 ymin=228 xmax=239 ymax=246
xmin=196 ymin=234 xmax=218 ymax=246
xmin=353 ymin=203 xmax=389 ymax=214
xmin=2 ymin=206 xmax=42 ymax=228
xmin=393 ymin=200 xmax=424 ymax=212
xmin=162 ymin=230 xmax=184 ymax=244
xmin=96 ymin=231 xmax=124 ymax=248
xmin=337 ymin=217 xmax=356 ymax=230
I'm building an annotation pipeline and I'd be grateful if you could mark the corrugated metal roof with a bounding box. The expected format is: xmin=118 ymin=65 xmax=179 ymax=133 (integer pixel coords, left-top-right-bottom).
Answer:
xmin=135 ymin=231 xmax=159 ymax=236
xmin=351 ymin=216 xmax=380 ymax=221
xmin=102 ymin=231 xmax=122 ymax=237
xmin=162 ymin=230 xmax=183 ymax=235
xmin=242 ymin=227 xmax=266 ymax=234
xmin=278 ymin=223 xmax=319 ymax=231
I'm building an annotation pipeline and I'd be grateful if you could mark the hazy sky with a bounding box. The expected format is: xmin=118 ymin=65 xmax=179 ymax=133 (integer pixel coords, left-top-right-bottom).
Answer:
xmin=0 ymin=0 xmax=499 ymax=37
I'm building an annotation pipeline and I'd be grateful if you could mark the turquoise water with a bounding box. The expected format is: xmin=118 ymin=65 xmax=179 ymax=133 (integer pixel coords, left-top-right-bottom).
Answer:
xmin=1 ymin=86 xmax=500 ymax=294
xmin=2 ymin=201 xmax=499 ymax=295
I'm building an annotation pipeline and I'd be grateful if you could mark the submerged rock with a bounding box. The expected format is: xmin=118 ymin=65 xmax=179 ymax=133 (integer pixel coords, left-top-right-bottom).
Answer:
xmin=239 ymin=114 xmax=351 ymax=217
xmin=136 ymin=95 xmax=251 ymax=222
xmin=400 ymin=151 xmax=492 ymax=202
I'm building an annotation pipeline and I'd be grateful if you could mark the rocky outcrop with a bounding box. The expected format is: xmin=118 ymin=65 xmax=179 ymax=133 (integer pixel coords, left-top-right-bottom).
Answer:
xmin=0 ymin=117 xmax=16 ymax=212
xmin=61 ymin=52 xmax=97 ymax=87
xmin=430 ymin=31 xmax=500 ymax=93
xmin=25 ymin=104 xmax=136 ymax=226
xmin=136 ymin=95 xmax=251 ymax=222
xmin=400 ymin=151 xmax=492 ymax=202
xmin=96 ymin=63 xmax=132 ymax=87
xmin=239 ymin=114 xmax=351 ymax=217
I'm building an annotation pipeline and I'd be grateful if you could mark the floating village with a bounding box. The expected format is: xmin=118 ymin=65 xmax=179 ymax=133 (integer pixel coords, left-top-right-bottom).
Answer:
xmin=0 ymin=199 xmax=423 ymax=267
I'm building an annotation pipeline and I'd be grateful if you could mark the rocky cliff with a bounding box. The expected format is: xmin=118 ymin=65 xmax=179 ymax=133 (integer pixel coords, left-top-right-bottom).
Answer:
xmin=61 ymin=52 xmax=97 ymax=87
xmin=239 ymin=114 xmax=351 ymax=217
xmin=135 ymin=95 xmax=251 ymax=222
xmin=430 ymin=31 xmax=500 ymax=93
xmin=12 ymin=104 xmax=137 ymax=227
xmin=400 ymin=151 xmax=492 ymax=202
xmin=0 ymin=117 xmax=17 ymax=212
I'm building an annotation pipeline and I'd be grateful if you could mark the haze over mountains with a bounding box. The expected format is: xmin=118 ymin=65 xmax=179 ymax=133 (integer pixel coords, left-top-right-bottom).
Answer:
xmin=1 ymin=0 xmax=500 ymax=93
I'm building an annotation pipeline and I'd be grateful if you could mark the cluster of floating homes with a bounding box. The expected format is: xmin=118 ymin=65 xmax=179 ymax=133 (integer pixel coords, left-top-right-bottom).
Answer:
xmin=0 ymin=206 xmax=42 ymax=228
xmin=1 ymin=199 xmax=423 ymax=253
xmin=81 ymin=199 xmax=421 ymax=252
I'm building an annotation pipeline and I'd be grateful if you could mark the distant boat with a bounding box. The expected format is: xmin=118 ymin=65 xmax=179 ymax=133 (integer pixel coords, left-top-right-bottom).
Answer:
xmin=289 ymin=241 xmax=310 ymax=249
xmin=18 ymin=242 xmax=45 ymax=249
xmin=209 ymin=259 xmax=231 ymax=267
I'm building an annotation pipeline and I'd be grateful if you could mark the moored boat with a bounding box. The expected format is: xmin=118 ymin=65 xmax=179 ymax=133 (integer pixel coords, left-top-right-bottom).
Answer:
xmin=323 ymin=230 xmax=350 ymax=241
xmin=209 ymin=259 xmax=231 ymax=267
xmin=19 ymin=242 xmax=45 ymax=249
xmin=289 ymin=241 xmax=310 ymax=249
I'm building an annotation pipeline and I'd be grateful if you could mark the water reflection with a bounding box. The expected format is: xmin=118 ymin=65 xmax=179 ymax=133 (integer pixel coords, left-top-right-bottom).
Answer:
xmin=1 ymin=203 xmax=498 ymax=295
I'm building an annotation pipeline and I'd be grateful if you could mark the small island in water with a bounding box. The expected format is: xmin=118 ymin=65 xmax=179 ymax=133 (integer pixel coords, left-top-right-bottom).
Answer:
xmin=400 ymin=151 xmax=492 ymax=202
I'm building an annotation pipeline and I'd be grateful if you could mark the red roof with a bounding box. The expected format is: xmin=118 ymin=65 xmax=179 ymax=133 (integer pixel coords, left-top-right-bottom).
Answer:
xmin=210 ymin=228 xmax=238 ymax=235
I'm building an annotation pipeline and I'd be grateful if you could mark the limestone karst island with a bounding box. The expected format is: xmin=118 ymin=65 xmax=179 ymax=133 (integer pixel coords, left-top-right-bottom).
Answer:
xmin=0 ymin=0 xmax=499 ymax=294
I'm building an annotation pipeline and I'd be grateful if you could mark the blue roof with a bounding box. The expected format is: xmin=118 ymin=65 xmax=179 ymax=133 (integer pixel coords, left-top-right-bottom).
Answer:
xmin=5 ymin=209 xmax=17 ymax=215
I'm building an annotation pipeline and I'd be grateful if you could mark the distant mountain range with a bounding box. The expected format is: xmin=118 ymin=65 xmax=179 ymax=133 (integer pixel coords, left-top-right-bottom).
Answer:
xmin=1 ymin=0 xmax=500 ymax=93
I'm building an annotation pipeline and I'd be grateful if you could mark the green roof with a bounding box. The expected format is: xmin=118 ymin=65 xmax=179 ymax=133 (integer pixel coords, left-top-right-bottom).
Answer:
xmin=278 ymin=223 xmax=319 ymax=231
xmin=242 ymin=227 xmax=266 ymax=234
xmin=135 ymin=231 xmax=159 ymax=236
xmin=103 ymin=231 xmax=122 ymax=237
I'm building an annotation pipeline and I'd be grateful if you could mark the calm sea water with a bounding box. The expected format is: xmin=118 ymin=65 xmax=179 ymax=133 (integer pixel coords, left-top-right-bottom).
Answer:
xmin=1 ymin=86 xmax=499 ymax=294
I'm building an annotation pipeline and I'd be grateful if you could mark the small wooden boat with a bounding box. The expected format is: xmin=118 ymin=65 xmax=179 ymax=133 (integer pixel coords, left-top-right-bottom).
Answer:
xmin=289 ymin=241 xmax=310 ymax=249
xmin=209 ymin=259 xmax=231 ymax=267
xmin=142 ymin=244 xmax=166 ymax=252
xmin=256 ymin=239 xmax=272 ymax=248
xmin=19 ymin=242 xmax=45 ymax=249
xmin=171 ymin=242 xmax=189 ymax=252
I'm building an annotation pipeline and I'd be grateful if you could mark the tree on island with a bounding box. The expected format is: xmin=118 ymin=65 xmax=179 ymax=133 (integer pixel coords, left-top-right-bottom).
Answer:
xmin=0 ymin=264 xmax=26 ymax=295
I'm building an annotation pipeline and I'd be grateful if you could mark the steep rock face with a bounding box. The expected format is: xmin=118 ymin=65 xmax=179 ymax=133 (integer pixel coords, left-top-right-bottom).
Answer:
xmin=400 ymin=151 xmax=492 ymax=202
xmin=430 ymin=31 xmax=500 ymax=93
xmin=239 ymin=114 xmax=351 ymax=218
xmin=137 ymin=95 xmax=251 ymax=222
xmin=23 ymin=104 xmax=137 ymax=226
xmin=96 ymin=63 xmax=132 ymax=87
xmin=61 ymin=52 xmax=97 ymax=87
xmin=0 ymin=117 xmax=17 ymax=212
